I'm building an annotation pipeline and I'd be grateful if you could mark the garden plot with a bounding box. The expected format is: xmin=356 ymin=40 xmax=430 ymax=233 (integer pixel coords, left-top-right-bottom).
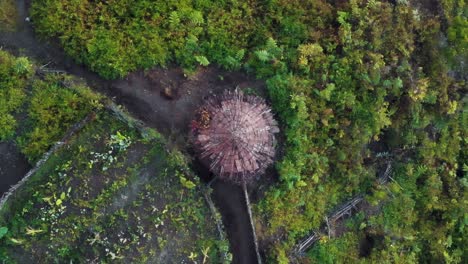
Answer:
xmin=0 ymin=108 xmax=230 ymax=263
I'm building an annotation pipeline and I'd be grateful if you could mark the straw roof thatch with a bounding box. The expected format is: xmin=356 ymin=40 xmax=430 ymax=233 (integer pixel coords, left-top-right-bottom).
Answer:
xmin=191 ymin=89 xmax=279 ymax=183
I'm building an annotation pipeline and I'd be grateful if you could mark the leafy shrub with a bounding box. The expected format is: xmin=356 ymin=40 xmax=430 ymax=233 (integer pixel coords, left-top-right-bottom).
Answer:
xmin=30 ymin=0 xmax=258 ymax=78
xmin=0 ymin=52 xmax=32 ymax=140
xmin=18 ymin=75 xmax=101 ymax=161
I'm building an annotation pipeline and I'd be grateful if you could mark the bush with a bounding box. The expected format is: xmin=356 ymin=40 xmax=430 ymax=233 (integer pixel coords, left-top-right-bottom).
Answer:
xmin=0 ymin=51 xmax=32 ymax=141
xmin=30 ymin=0 xmax=258 ymax=78
xmin=18 ymin=75 xmax=101 ymax=161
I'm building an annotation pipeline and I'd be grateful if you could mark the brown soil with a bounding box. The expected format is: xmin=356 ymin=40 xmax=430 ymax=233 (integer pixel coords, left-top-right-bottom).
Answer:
xmin=105 ymin=67 xmax=266 ymax=146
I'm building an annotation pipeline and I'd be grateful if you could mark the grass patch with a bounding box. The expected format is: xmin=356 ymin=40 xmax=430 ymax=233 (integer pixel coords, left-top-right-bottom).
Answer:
xmin=0 ymin=0 xmax=17 ymax=32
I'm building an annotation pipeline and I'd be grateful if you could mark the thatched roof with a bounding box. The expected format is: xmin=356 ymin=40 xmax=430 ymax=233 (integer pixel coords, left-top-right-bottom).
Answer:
xmin=191 ymin=89 xmax=279 ymax=183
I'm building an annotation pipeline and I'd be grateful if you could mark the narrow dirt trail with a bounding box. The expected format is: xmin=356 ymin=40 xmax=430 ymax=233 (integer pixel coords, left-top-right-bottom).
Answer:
xmin=0 ymin=143 xmax=30 ymax=195
xmin=0 ymin=2 xmax=263 ymax=263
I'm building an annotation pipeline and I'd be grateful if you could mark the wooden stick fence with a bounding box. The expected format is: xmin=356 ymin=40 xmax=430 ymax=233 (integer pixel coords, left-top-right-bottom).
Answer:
xmin=293 ymin=162 xmax=393 ymax=256
xmin=243 ymin=181 xmax=263 ymax=264
xmin=0 ymin=113 xmax=94 ymax=210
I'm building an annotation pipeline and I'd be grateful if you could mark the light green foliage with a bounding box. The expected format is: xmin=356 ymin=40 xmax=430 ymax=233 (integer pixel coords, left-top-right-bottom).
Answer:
xmin=109 ymin=131 xmax=132 ymax=151
xmin=194 ymin=55 xmax=210 ymax=66
xmin=179 ymin=173 xmax=197 ymax=189
xmin=443 ymin=0 xmax=467 ymax=67
xmin=0 ymin=51 xmax=102 ymax=163
xmin=30 ymin=0 xmax=258 ymax=78
xmin=0 ymin=52 xmax=31 ymax=140
xmin=307 ymin=233 xmax=361 ymax=263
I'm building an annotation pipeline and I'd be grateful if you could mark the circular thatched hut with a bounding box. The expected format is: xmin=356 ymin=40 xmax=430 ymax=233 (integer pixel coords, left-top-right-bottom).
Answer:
xmin=191 ymin=89 xmax=279 ymax=183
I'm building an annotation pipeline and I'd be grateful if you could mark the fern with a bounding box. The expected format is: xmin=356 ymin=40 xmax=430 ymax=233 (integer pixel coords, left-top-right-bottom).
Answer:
xmin=255 ymin=50 xmax=270 ymax=62
xmin=195 ymin=55 xmax=210 ymax=66
xmin=265 ymin=37 xmax=277 ymax=50
xmin=264 ymin=38 xmax=283 ymax=59
xmin=223 ymin=56 xmax=238 ymax=70
xmin=222 ymin=49 xmax=245 ymax=70
xmin=235 ymin=49 xmax=245 ymax=60
xmin=433 ymin=116 xmax=449 ymax=131
xmin=415 ymin=165 xmax=428 ymax=177
xmin=189 ymin=11 xmax=204 ymax=26
xmin=168 ymin=11 xmax=180 ymax=28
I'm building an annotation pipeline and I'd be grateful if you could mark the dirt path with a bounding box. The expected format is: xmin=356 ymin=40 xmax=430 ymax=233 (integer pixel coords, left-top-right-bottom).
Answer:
xmin=0 ymin=142 xmax=30 ymax=195
xmin=0 ymin=2 xmax=265 ymax=263
xmin=101 ymin=64 xmax=264 ymax=264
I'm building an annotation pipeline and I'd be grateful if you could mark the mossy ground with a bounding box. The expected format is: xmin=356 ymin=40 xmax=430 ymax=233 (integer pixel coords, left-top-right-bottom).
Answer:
xmin=0 ymin=0 xmax=17 ymax=32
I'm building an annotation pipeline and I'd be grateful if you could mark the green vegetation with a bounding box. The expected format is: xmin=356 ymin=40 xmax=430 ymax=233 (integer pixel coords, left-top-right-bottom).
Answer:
xmin=254 ymin=1 xmax=467 ymax=262
xmin=443 ymin=0 xmax=468 ymax=67
xmin=308 ymin=108 xmax=466 ymax=263
xmin=30 ymin=0 xmax=260 ymax=78
xmin=0 ymin=0 xmax=17 ymax=31
xmin=0 ymin=109 xmax=229 ymax=263
xmin=0 ymin=51 xmax=32 ymax=140
xmin=0 ymin=50 xmax=101 ymax=162
xmin=12 ymin=0 xmax=468 ymax=262
xmin=16 ymin=74 xmax=101 ymax=161
xmin=0 ymin=51 xmax=229 ymax=263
